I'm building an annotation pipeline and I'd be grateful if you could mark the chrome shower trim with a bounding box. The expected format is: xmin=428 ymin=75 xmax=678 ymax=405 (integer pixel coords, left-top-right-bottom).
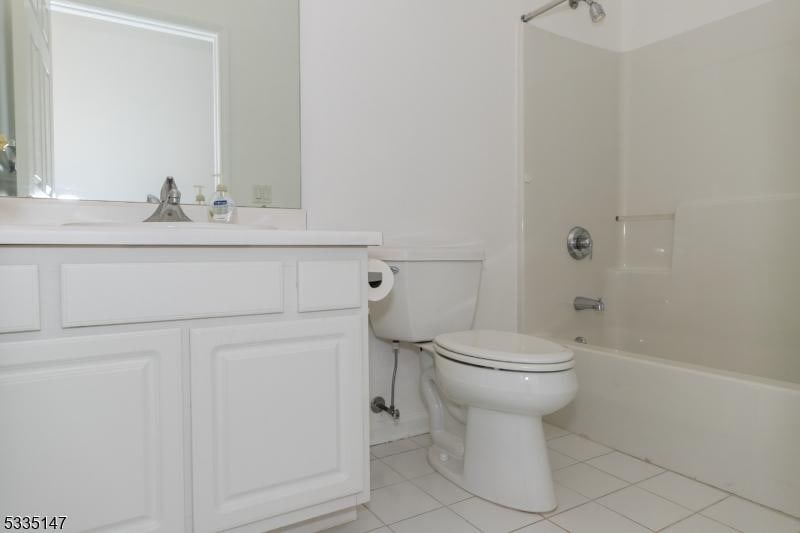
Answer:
xmin=521 ymin=0 xmax=605 ymax=23
xmin=574 ymin=297 xmax=605 ymax=312
xmin=567 ymin=226 xmax=593 ymax=260
xmin=521 ymin=0 xmax=570 ymax=23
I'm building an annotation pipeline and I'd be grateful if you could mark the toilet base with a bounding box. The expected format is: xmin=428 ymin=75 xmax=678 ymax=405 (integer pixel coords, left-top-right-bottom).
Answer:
xmin=428 ymin=407 xmax=556 ymax=513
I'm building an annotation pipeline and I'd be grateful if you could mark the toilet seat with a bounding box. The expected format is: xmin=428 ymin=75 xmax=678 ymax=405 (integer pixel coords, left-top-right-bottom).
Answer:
xmin=434 ymin=330 xmax=574 ymax=372
xmin=435 ymin=345 xmax=575 ymax=372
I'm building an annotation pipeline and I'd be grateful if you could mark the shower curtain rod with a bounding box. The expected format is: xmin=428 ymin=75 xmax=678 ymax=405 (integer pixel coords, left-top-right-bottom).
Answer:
xmin=521 ymin=0 xmax=573 ymax=23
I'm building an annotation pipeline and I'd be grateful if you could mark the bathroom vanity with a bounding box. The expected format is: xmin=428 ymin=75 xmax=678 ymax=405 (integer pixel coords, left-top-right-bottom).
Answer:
xmin=0 ymin=224 xmax=381 ymax=533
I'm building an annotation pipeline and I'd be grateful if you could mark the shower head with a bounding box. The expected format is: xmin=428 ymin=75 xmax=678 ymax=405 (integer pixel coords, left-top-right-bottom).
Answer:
xmin=587 ymin=0 xmax=606 ymax=22
xmin=521 ymin=0 xmax=607 ymax=24
xmin=570 ymin=0 xmax=606 ymax=22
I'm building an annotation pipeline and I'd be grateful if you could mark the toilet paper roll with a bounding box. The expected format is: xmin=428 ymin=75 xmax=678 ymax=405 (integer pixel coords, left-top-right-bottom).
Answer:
xmin=367 ymin=259 xmax=395 ymax=302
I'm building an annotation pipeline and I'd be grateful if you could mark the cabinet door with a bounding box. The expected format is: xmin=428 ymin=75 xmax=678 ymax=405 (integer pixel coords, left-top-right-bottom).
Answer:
xmin=191 ymin=316 xmax=365 ymax=533
xmin=0 ymin=330 xmax=184 ymax=532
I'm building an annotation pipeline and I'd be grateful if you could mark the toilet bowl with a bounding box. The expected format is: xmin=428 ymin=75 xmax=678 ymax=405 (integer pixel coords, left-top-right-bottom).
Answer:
xmin=368 ymin=246 xmax=578 ymax=512
xmin=423 ymin=330 xmax=576 ymax=512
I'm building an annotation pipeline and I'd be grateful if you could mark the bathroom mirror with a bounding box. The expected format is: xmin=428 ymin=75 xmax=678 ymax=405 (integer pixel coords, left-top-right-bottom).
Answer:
xmin=0 ymin=0 xmax=300 ymax=208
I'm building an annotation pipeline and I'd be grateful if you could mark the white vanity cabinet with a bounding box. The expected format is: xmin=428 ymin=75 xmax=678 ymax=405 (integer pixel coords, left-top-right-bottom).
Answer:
xmin=0 ymin=231 xmax=379 ymax=533
xmin=190 ymin=316 xmax=364 ymax=533
xmin=0 ymin=329 xmax=185 ymax=532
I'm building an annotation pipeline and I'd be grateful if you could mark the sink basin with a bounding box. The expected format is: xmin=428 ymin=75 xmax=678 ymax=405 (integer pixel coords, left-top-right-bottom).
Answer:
xmin=62 ymin=222 xmax=276 ymax=230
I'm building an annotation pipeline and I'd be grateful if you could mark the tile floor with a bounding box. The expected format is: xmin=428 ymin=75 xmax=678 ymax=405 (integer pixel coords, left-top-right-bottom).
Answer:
xmin=323 ymin=426 xmax=800 ymax=533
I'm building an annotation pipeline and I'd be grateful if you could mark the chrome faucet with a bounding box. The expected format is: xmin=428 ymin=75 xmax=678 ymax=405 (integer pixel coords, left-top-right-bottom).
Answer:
xmin=144 ymin=176 xmax=192 ymax=222
xmin=574 ymin=296 xmax=604 ymax=311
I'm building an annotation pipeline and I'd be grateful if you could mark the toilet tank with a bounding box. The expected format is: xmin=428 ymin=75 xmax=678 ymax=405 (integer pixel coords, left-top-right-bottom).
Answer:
xmin=369 ymin=246 xmax=484 ymax=342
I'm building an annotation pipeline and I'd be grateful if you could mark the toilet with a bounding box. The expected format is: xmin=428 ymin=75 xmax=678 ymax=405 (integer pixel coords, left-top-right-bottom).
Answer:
xmin=369 ymin=246 xmax=578 ymax=512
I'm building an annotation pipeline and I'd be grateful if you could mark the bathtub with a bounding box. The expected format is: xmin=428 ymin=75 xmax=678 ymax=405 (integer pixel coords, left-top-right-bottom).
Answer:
xmin=545 ymin=337 xmax=800 ymax=519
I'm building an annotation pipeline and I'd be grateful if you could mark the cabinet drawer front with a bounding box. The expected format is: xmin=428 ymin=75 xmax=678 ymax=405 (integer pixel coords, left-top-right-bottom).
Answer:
xmin=298 ymin=260 xmax=361 ymax=312
xmin=61 ymin=262 xmax=283 ymax=327
xmin=0 ymin=265 xmax=40 ymax=333
xmin=190 ymin=316 xmax=364 ymax=532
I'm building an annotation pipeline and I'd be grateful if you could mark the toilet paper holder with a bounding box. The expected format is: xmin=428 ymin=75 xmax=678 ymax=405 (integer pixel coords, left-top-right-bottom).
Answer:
xmin=368 ymin=265 xmax=399 ymax=288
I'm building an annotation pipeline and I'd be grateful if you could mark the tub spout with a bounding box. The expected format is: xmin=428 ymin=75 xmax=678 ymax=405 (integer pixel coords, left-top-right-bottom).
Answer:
xmin=574 ymin=296 xmax=604 ymax=311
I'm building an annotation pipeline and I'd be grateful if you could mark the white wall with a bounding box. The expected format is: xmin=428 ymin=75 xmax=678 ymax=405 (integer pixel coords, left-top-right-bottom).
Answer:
xmin=301 ymin=0 xmax=517 ymax=441
xmin=619 ymin=0 xmax=776 ymax=51
xmin=299 ymin=0 xmax=616 ymax=442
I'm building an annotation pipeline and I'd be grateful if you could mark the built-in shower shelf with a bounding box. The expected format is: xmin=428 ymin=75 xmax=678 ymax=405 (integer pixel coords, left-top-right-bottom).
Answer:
xmin=615 ymin=213 xmax=675 ymax=222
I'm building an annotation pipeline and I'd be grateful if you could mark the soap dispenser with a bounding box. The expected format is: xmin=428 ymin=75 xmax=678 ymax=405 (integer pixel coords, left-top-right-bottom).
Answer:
xmin=194 ymin=185 xmax=206 ymax=206
xmin=208 ymin=183 xmax=236 ymax=223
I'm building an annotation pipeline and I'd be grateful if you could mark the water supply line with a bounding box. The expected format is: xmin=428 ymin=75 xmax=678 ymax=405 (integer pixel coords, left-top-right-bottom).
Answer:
xmin=371 ymin=340 xmax=401 ymax=420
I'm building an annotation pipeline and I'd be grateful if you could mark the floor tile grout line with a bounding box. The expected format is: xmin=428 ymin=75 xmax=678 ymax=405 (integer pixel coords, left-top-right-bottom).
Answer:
xmin=444 ymin=505 xmax=485 ymax=533
xmin=556 ymin=456 xmax=638 ymax=487
xmin=369 ymin=432 xmax=799 ymax=532
xmin=372 ymin=456 xmax=408 ymax=479
xmin=506 ymin=516 xmax=565 ymax=532
xmin=547 ymin=519 xmax=571 ymax=532
xmin=557 ymin=459 xmax=696 ymax=531
xmin=588 ymin=497 xmax=661 ymax=532
xmin=694 ymin=489 xmax=800 ymax=524
xmin=546 ymin=446 xmax=616 ymax=464
xmin=690 ymin=495 xmax=752 ymax=533
xmin=581 ymin=455 xmax=667 ymax=485
xmin=367 ymin=503 xmax=446 ymax=528
xmin=372 ymin=445 xmax=423 ymax=461
xmin=651 ymin=511 xmax=741 ymax=533
xmin=544 ymin=427 xmax=782 ymax=525
xmin=594 ymin=446 xmax=668 ymax=471
xmin=362 ymin=501 xmax=388 ymax=527
xmin=652 ymin=512 xmax=697 ymax=533
xmin=551 ymin=435 xmax=739 ymax=516
xmin=378 ymin=504 xmax=448 ymax=528
xmin=633 ymin=478 xmax=729 ymax=513
xmin=592 ymin=477 xmax=697 ymax=514
xmin=549 ymin=463 xmax=737 ymax=532
xmin=409 ymin=478 xmax=473 ymax=507
xmin=594 ymin=488 xmax=696 ymax=528
xmin=447 ymin=500 xmax=542 ymax=533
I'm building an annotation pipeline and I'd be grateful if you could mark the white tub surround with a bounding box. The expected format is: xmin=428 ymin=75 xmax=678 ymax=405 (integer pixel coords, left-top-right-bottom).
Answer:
xmin=0 ymin=227 xmax=381 ymax=533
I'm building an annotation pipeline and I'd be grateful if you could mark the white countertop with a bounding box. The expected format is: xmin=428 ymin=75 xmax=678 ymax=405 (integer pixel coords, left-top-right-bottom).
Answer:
xmin=0 ymin=224 xmax=383 ymax=247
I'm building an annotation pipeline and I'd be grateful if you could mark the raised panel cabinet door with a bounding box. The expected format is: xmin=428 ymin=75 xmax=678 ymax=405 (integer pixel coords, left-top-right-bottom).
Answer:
xmin=0 ymin=330 xmax=185 ymax=533
xmin=191 ymin=316 xmax=365 ymax=533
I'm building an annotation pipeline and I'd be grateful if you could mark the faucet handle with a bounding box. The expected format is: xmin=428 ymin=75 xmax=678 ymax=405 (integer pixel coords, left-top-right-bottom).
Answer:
xmin=150 ymin=176 xmax=182 ymax=205
xmin=159 ymin=176 xmax=176 ymax=200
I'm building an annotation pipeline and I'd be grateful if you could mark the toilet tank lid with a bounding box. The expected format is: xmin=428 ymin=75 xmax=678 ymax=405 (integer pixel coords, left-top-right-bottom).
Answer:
xmin=369 ymin=245 xmax=484 ymax=262
xmin=435 ymin=330 xmax=573 ymax=365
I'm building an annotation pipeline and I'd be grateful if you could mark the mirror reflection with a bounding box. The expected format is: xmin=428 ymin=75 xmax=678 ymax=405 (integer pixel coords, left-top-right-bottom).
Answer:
xmin=0 ymin=0 xmax=300 ymax=208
